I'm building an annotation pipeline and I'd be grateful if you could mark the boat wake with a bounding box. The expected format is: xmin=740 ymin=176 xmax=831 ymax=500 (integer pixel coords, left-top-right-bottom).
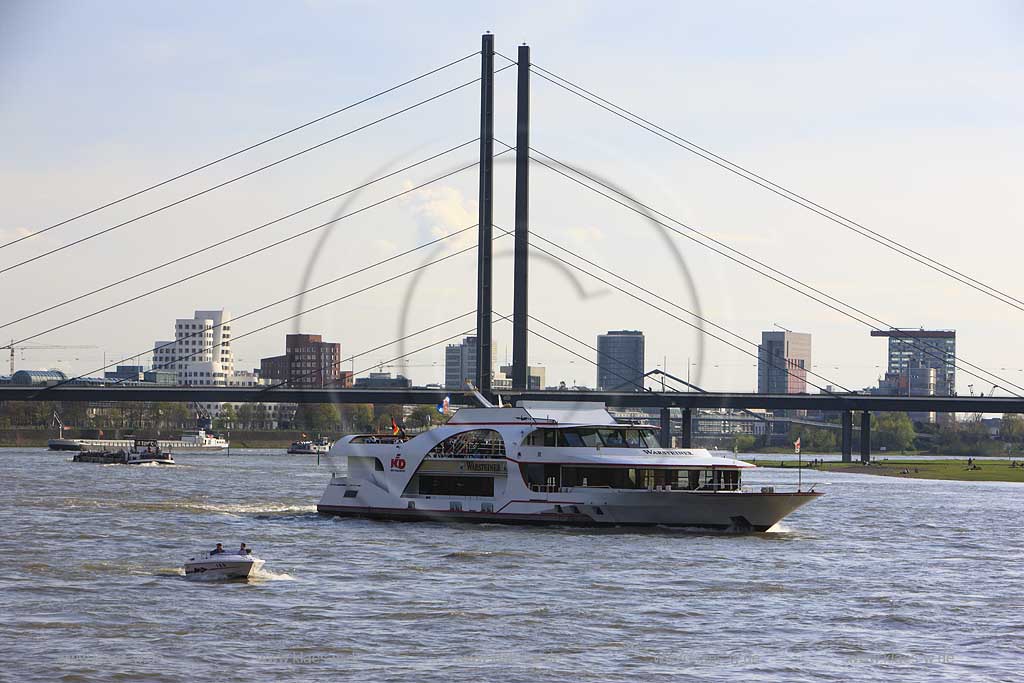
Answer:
xmin=155 ymin=567 xmax=186 ymax=577
xmin=443 ymin=550 xmax=536 ymax=561
xmin=54 ymin=497 xmax=316 ymax=516
xmin=185 ymin=502 xmax=317 ymax=516
xmin=250 ymin=567 xmax=296 ymax=581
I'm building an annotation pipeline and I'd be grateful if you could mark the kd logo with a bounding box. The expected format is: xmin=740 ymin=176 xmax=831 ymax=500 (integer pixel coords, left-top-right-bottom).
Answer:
xmin=390 ymin=456 xmax=406 ymax=471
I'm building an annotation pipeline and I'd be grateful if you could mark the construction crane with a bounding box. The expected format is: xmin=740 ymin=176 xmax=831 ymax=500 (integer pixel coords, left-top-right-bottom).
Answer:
xmin=376 ymin=361 xmax=440 ymax=372
xmin=2 ymin=340 xmax=99 ymax=375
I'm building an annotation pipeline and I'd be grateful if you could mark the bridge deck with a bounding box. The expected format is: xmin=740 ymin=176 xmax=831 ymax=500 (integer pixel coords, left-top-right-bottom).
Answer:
xmin=0 ymin=386 xmax=1019 ymax=413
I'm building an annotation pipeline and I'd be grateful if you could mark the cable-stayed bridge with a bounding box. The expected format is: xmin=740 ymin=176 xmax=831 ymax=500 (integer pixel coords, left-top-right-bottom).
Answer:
xmin=2 ymin=34 xmax=1022 ymax=464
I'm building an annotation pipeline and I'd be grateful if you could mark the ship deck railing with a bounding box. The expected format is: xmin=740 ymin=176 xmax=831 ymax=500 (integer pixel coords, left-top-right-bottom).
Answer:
xmin=529 ymin=483 xmax=744 ymax=493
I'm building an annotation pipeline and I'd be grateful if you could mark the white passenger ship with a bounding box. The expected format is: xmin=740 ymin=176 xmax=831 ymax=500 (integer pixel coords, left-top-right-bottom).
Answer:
xmin=317 ymin=401 xmax=821 ymax=531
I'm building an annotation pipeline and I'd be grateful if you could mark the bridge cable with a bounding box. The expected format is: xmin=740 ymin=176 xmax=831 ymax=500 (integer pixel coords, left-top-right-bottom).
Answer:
xmin=269 ymin=313 xmax=514 ymax=396
xmin=492 ymin=224 xmax=850 ymax=395
xmin=256 ymin=310 xmax=474 ymax=394
xmin=0 ymin=63 xmax=515 ymax=277
xmin=0 ymin=138 xmax=478 ymax=332
xmin=505 ymin=53 xmax=1024 ymax=314
xmin=517 ymin=142 xmax=1024 ymax=397
xmin=90 ymin=236 xmax=489 ymax=388
xmin=0 ymin=50 xmax=480 ymax=252
xmin=10 ymin=148 xmax=512 ymax=348
xmin=520 ymin=314 xmax=651 ymax=393
xmin=37 ymin=229 xmax=510 ymax=395
xmin=532 ymin=225 xmax=1024 ymax=400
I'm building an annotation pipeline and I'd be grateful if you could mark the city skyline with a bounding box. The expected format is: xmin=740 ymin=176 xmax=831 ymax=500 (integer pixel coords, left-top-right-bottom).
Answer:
xmin=6 ymin=318 xmax=972 ymax=397
xmin=2 ymin=3 xmax=1021 ymax=396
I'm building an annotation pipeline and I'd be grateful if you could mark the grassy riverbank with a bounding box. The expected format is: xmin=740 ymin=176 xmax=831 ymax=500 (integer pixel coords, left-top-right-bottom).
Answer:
xmin=763 ymin=459 xmax=1024 ymax=483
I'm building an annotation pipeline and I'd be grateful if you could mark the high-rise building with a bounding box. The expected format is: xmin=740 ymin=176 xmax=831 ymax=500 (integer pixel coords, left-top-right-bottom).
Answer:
xmin=103 ymin=365 xmax=145 ymax=382
xmin=596 ymin=330 xmax=645 ymax=391
xmin=757 ymin=331 xmax=811 ymax=394
xmin=870 ymin=329 xmax=956 ymax=396
xmin=152 ymin=309 xmax=261 ymax=422
xmin=260 ymin=333 xmax=348 ymax=388
xmin=152 ymin=309 xmax=234 ymax=387
xmin=499 ymin=364 xmax=546 ymax=391
xmin=353 ymin=371 xmax=412 ymax=388
xmin=445 ymin=336 xmax=496 ymax=390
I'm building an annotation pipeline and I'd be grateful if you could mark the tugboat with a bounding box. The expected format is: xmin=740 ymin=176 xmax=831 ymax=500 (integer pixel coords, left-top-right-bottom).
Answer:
xmin=124 ymin=440 xmax=175 ymax=465
xmin=287 ymin=436 xmax=332 ymax=455
xmin=317 ymin=400 xmax=822 ymax=531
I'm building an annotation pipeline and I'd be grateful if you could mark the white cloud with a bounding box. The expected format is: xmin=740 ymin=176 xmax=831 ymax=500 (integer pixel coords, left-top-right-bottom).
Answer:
xmin=567 ymin=224 xmax=603 ymax=247
xmin=403 ymin=184 xmax=478 ymax=249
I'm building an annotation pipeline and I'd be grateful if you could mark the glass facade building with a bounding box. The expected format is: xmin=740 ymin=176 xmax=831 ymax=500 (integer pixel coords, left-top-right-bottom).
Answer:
xmin=596 ymin=330 xmax=645 ymax=391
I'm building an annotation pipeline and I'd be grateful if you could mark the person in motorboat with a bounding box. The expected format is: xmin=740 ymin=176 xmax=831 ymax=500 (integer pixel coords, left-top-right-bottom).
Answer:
xmin=238 ymin=543 xmax=250 ymax=555
xmin=211 ymin=543 xmax=225 ymax=555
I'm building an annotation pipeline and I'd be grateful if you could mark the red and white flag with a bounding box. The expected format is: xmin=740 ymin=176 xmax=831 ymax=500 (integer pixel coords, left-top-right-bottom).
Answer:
xmin=794 ymin=437 xmax=801 ymax=454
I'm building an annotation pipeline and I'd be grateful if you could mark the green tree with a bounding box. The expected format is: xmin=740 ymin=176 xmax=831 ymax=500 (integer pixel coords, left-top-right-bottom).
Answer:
xmin=252 ymin=403 xmax=270 ymax=430
xmin=733 ymin=434 xmax=756 ymax=452
xmin=340 ymin=404 xmax=374 ymax=432
xmin=788 ymin=425 xmax=837 ymax=452
xmin=294 ymin=403 xmax=341 ymax=433
xmin=236 ymin=404 xmax=255 ymax=430
xmin=374 ymin=404 xmax=407 ymax=432
xmin=872 ymin=412 xmax=916 ymax=452
xmin=1001 ymin=413 xmax=1024 ymax=443
xmin=168 ymin=403 xmax=192 ymax=430
xmin=409 ymin=405 xmax=441 ymax=429
xmin=221 ymin=404 xmax=237 ymax=430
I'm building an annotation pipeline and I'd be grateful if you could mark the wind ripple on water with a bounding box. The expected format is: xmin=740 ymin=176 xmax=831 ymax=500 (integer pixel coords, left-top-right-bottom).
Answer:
xmin=1 ymin=448 xmax=1023 ymax=683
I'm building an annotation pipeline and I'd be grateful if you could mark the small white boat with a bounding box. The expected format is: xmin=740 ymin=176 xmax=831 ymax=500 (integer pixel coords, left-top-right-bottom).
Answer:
xmin=183 ymin=550 xmax=265 ymax=580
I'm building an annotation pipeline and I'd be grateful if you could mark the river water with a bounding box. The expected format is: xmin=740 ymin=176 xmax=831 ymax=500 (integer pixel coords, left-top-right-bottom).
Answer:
xmin=1 ymin=448 xmax=1021 ymax=682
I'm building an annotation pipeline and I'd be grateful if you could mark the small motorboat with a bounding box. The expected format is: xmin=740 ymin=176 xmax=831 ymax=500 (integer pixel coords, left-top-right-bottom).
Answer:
xmin=183 ymin=549 xmax=265 ymax=580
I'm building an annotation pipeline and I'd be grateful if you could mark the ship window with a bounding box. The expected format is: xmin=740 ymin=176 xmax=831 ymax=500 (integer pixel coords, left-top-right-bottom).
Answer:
xmin=427 ymin=430 xmax=505 ymax=458
xmin=576 ymin=428 xmax=601 ymax=448
xmin=523 ymin=429 xmax=568 ymax=447
xmin=374 ymin=458 xmax=384 ymax=471
xmin=343 ymin=489 xmax=358 ymax=498
xmin=601 ymin=429 xmax=627 ymax=447
xmin=530 ymin=427 xmax=657 ymax=448
xmin=419 ymin=475 xmax=494 ymax=497
xmin=563 ymin=431 xmax=584 ymax=447
xmin=623 ymin=429 xmax=651 ymax=448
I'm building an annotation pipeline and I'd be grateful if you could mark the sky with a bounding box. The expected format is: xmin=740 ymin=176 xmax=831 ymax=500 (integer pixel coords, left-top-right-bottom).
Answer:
xmin=1 ymin=0 xmax=1022 ymax=394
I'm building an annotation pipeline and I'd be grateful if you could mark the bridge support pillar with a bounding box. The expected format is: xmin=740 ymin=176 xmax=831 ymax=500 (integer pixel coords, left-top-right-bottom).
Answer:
xmin=860 ymin=411 xmax=871 ymax=463
xmin=659 ymin=407 xmax=671 ymax=447
xmin=475 ymin=32 xmax=495 ymax=394
xmin=511 ymin=43 xmax=530 ymax=390
xmin=680 ymin=407 xmax=693 ymax=448
xmin=841 ymin=411 xmax=853 ymax=462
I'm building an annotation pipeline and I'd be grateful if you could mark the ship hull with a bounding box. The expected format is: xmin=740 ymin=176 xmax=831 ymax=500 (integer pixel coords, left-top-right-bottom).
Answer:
xmin=318 ymin=491 xmax=821 ymax=531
